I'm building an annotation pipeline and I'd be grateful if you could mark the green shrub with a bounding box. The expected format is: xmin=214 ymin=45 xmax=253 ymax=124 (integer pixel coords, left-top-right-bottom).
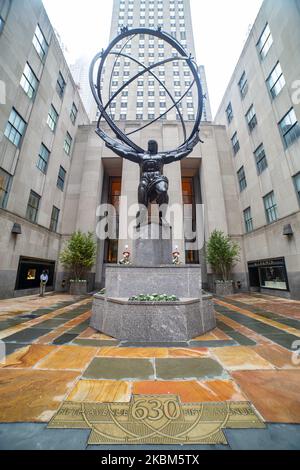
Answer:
xmin=129 ymin=294 xmax=179 ymax=302
xmin=206 ymin=230 xmax=240 ymax=281
xmin=59 ymin=231 xmax=97 ymax=281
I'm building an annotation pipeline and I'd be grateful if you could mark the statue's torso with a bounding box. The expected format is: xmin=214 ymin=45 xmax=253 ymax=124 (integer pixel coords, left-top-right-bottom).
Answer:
xmin=140 ymin=154 xmax=164 ymax=177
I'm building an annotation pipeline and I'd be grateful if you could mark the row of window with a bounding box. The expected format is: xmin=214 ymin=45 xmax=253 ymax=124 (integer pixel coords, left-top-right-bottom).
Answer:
xmin=120 ymin=0 xmax=184 ymax=3
xmin=26 ymin=190 xmax=60 ymax=231
xmin=119 ymin=13 xmax=185 ymax=25
xmin=243 ymin=174 xmax=300 ymax=233
xmin=0 ymin=164 xmax=65 ymax=229
xmin=236 ymin=131 xmax=298 ymax=193
xmin=113 ymin=90 xmax=193 ymax=98
xmin=4 ymin=106 xmax=75 ymax=156
xmin=20 ymin=61 xmax=69 ymax=104
xmin=226 ymin=61 xmax=286 ymax=126
xmin=109 ymin=99 xmax=194 ymax=109
xmin=106 ymin=112 xmax=196 ymax=121
xmin=231 ymin=107 xmax=300 ymax=156
xmin=120 ymin=0 xmax=183 ymax=7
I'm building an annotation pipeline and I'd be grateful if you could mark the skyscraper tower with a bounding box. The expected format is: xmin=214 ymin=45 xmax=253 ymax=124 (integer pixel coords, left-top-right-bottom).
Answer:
xmin=98 ymin=0 xmax=212 ymax=123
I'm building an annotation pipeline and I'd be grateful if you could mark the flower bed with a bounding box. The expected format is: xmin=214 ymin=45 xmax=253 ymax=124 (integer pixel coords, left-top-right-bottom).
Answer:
xmin=129 ymin=293 xmax=179 ymax=302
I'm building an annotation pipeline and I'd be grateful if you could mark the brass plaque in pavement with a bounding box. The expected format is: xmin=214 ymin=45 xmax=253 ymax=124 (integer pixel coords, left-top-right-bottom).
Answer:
xmin=48 ymin=395 xmax=265 ymax=445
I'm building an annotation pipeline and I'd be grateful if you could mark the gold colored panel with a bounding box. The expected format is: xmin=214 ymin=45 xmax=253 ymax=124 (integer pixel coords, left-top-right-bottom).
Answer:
xmin=48 ymin=395 xmax=265 ymax=445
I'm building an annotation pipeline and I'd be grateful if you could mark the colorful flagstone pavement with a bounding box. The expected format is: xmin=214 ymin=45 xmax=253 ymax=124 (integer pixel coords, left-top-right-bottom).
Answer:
xmin=0 ymin=292 xmax=299 ymax=450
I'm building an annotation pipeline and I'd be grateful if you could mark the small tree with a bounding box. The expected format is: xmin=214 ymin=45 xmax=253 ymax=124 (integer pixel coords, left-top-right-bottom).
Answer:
xmin=59 ymin=231 xmax=97 ymax=281
xmin=206 ymin=230 xmax=240 ymax=281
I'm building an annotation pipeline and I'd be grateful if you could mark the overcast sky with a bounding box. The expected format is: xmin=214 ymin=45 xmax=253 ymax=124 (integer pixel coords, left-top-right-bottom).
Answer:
xmin=42 ymin=0 xmax=263 ymax=117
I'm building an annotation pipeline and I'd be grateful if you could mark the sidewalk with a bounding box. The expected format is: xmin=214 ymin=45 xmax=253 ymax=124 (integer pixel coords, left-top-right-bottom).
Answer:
xmin=0 ymin=292 xmax=299 ymax=450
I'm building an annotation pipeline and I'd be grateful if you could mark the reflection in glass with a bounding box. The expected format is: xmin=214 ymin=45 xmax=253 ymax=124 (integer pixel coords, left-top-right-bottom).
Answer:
xmin=27 ymin=269 xmax=36 ymax=280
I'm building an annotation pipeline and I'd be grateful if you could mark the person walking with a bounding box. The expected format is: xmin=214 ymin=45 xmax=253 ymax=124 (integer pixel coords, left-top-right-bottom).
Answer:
xmin=40 ymin=270 xmax=48 ymax=297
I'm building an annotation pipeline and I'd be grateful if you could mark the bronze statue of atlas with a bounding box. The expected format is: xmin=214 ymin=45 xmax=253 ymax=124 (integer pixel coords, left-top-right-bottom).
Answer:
xmin=90 ymin=27 xmax=203 ymax=218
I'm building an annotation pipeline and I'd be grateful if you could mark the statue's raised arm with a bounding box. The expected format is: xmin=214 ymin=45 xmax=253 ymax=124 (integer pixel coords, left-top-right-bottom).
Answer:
xmin=162 ymin=130 xmax=201 ymax=165
xmin=96 ymin=128 xmax=143 ymax=164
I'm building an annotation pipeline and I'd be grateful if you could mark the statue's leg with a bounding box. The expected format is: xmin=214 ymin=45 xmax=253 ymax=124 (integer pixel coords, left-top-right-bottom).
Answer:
xmin=158 ymin=192 xmax=169 ymax=225
xmin=155 ymin=180 xmax=169 ymax=225
xmin=137 ymin=181 xmax=148 ymax=227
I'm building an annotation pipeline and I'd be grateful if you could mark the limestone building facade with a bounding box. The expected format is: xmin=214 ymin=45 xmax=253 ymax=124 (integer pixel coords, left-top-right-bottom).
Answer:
xmin=215 ymin=0 xmax=300 ymax=299
xmin=0 ymin=0 xmax=299 ymax=299
xmin=0 ymin=0 xmax=89 ymax=298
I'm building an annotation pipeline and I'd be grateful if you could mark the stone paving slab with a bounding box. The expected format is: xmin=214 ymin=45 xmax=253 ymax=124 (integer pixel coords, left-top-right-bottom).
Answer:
xmin=52 ymin=333 xmax=80 ymax=345
xmin=155 ymin=358 xmax=225 ymax=380
xmin=72 ymin=339 xmax=119 ymax=347
xmin=0 ymin=293 xmax=299 ymax=449
xmin=83 ymin=357 xmax=155 ymax=380
xmin=3 ymin=328 xmax=52 ymax=344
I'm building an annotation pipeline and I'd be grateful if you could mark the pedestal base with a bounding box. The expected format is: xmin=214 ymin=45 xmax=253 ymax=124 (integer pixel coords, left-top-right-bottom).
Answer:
xmin=105 ymin=265 xmax=202 ymax=298
xmin=133 ymin=223 xmax=172 ymax=266
xmin=90 ymin=264 xmax=216 ymax=343
xmin=91 ymin=294 xmax=216 ymax=342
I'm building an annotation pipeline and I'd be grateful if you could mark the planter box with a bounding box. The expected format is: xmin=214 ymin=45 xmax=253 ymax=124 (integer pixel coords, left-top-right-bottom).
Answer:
xmin=215 ymin=281 xmax=234 ymax=296
xmin=70 ymin=280 xmax=87 ymax=295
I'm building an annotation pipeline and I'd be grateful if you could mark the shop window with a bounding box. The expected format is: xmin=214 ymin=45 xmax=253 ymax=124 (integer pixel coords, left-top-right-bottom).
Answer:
xmin=248 ymin=258 xmax=289 ymax=292
xmin=260 ymin=266 xmax=288 ymax=291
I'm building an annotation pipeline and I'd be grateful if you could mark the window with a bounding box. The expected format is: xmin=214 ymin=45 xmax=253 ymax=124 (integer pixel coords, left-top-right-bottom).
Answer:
xmin=0 ymin=168 xmax=12 ymax=209
xmin=64 ymin=132 xmax=72 ymax=155
xmin=267 ymin=62 xmax=285 ymax=99
xmin=33 ymin=24 xmax=48 ymax=61
xmin=260 ymin=265 xmax=288 ymax=290
xmin=254 ymin=144 xmax=268 ymax=174
xmin=56 ymin=72 xmax=66 ymax=98
xmin=0 ymin=16 xmax=4 ymax=34
xmin=231 ymin=132 xmax=240 ymax=155
xmin=248 ymin=258 xmax=288 ymax=291
xmin=47 ymin=105 xmax=58 ymax=132
xmin=57 ymin=166 xmax=66 ymax=191
xmin=257 ymin=23 xmax=273 ymax=59
xmin=26 ymin=190 xmax=40 ymax=223
xmin=37 ymin=143 xmax=50 ymax=174
xmin=264 ymin=191 xmax=278 ymax=224
xmin=226 ymin=102 xmax=233 ymax=124
xmin=4 ymin=109 xmax=26 ymax=147
xmin=279 ymin=108 xmax=300 ymax=148
xmin=237 ymin=166 xmax=247 ymax=192
xmin=293 ymin=173 xmax=300 ymax=204
xmin=246 ymin=105 xmax=257 ymax=131
xmin=20 ymin=63 xmax=38 ymax=99
xmin=70 ymin=102 xmax=78 ymax=124
xmin=50 ymin=206 xmax=60 ymax=232
xmin=244 ymin=207 xmax=253 ymax=233
xmin=238 ymin=71 xmax=248 ymax=98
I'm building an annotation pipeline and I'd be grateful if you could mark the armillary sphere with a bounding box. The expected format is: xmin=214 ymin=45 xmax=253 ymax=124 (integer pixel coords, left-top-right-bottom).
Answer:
xmin=89 ymin=26 xmax=204 ymax=154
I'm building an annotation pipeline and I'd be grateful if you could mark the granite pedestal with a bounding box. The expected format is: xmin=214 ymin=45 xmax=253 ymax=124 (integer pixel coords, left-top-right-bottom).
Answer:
xmin=105 ymin=265 xmax=202 ymax=298
xmin=91 ymin=221 xmax=215 ymax=342
xmin=133 ymin=223 xmax=172 ymax=266
xmin=91 ymin=264 xmax=216 ymax=342
xmin=90 ymin=293 xmax=215 ymax=342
